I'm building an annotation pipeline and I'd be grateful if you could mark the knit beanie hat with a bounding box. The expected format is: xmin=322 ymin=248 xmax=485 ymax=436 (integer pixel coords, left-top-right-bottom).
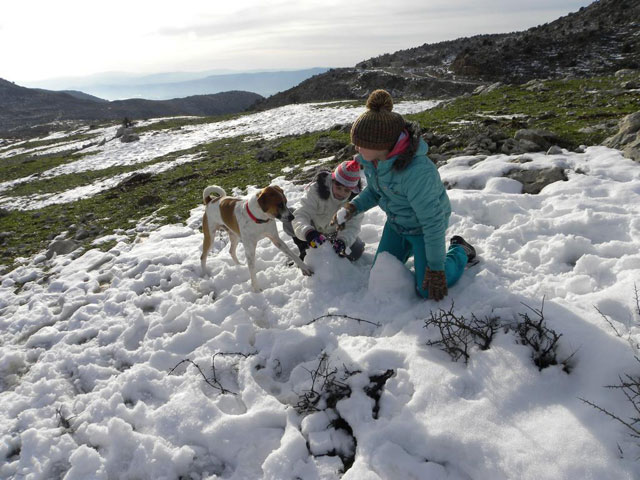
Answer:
xmin=350 ymin=89 xmax=406 ymax=150
xmin=332 ymin=159 xmax=361 ymax=193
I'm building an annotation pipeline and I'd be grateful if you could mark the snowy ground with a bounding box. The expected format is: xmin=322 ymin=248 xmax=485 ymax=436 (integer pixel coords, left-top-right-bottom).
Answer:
xmin=1 ymin=110 xmax=640 ymax=479
xmin=0 ymin=100 xmax=438 ymax=209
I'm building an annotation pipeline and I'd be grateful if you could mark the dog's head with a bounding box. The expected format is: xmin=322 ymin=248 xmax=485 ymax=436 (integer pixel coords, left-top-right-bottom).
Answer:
xmin=257 ymin=185 xmax=294 ymax=221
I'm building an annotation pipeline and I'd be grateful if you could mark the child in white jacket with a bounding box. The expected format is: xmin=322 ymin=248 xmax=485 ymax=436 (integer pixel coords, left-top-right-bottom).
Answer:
xmin=283 ymin=160 xmax=365 ymax=261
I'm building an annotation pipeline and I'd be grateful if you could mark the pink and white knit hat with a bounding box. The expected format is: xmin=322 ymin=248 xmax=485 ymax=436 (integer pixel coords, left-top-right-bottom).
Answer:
xmin=332 ymin=159 xmax=361 ymax=193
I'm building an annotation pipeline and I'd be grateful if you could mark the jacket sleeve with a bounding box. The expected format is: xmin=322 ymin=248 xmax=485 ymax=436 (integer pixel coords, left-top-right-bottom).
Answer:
xmin=403 ymin=161 xmax=448 ymax=271
xmin=292 ymin=190 xmax=319 ymax=241
xmin=336 ymin=207 xmax=363 ymax=247
xmin=351 ymin=185 xmax=380 ymax=214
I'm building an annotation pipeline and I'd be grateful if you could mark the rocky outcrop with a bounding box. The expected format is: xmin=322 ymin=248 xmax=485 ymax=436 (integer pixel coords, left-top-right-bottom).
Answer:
xmin=254 ymin=0 xmax=638 ymax=110
xmin=603 ymin=111 xmax=640 ymax=162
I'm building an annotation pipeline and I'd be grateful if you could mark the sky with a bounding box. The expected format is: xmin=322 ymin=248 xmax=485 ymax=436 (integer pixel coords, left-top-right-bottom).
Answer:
xmin=1 ymin=0 xmax=595 ymax=84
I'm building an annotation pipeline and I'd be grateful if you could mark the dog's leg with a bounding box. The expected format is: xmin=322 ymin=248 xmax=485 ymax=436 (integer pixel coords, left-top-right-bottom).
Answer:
xmin=228 ymin=232 xmax=240 ymax=265
xmin=201 ymin=213 xmax=212 ymax=275
xmin=243 ymin=240 xmax=262 ymax=292
xmin=268 ymin=235 xmax=313 ymax=276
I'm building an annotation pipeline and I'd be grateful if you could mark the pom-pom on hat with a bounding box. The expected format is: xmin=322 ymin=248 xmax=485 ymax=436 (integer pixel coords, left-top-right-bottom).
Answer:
xmin=350 ymin=89 xmax=406 ymax=151
xmin=332 ymin=159 xmax=361 ymax=193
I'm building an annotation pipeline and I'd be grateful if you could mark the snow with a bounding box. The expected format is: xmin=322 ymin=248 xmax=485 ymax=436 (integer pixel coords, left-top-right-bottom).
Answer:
xmin=0 ymin=100 xmax=438 ymax=206
xmin=1 ymin=110 xmax=640 ymax=479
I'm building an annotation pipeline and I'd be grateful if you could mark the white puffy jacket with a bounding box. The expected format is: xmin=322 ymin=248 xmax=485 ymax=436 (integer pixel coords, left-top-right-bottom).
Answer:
xmin=292 ymin=171 xmax=362 ymax=247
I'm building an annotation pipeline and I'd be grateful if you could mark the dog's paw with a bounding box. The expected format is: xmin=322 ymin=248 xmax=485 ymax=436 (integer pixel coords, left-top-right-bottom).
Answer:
xmin=301 ymin=265 xmax=313 ymax=276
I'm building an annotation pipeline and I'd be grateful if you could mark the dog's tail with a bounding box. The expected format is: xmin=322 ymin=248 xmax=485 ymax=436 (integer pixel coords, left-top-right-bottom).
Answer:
xmin=203 ymin=185 xmax=227 ymax=204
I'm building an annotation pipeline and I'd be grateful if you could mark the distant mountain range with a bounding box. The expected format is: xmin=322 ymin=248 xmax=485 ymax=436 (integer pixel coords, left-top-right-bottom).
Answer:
xmin=25 ymin=68 xmax=330 ymax=101
xmin=255 ymin=0 xmax=639 ymax=109
xmin=0 ymin=80 xmax=262 ymax=136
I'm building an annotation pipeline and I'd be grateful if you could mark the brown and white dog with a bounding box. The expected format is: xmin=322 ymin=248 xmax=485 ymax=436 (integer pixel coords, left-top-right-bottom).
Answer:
xmin=201 ymin=185 xmax=313 ymax=291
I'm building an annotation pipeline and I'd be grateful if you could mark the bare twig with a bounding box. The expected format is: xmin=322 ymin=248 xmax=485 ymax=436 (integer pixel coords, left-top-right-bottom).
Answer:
xmin=295 ymin=353 xmax=351 ymax=414
xmin=169 ymin=359 xmax=236 ymax=395
xmin=55 ymin=405 xmax=76 ymax=433
xmin=634 ymin=282 xmax=640 ymax=318
xmin=306 ymin=314 xmax=381 ymax=327
xmin=514 ymin=298 xmax=567 ymax=371
xmin=595 ymin=305 xmax=623 ymax=337
xmin=423 ymin=301 xmax=500 ymax=363
xmin=580 ymin=397 xmax=640 ymax=438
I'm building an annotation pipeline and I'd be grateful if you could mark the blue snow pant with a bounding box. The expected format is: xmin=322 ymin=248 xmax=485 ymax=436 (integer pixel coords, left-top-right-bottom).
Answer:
xmin=374 ymin=222 xmax=468 ymax=298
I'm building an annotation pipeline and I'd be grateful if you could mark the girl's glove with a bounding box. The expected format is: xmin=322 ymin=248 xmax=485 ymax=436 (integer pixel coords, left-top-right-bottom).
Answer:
xmin=331 ymin=203 xmax=357 ymax=230
xmin=422 ymin=269 xmax=448 ymax=301
xmin=332 ymin=239 xmax=346 ymax=257
xmin=305 ymin=230 xmax=326 ymax=248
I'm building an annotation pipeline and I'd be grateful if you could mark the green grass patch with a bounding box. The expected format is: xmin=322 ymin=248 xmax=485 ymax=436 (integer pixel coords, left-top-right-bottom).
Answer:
xmin=0 ymin=151 xmax=94 ymax=185
xmin=0 ymin=130 xmax=346 ymax=268
xmin=407 ymin=74 xmax=640 ymax=149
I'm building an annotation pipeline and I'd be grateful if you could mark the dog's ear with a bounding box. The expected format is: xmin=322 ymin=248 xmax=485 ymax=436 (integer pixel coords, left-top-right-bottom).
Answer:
xmin=257 ymin=187 xmax=272 ymax=213
xmin=257 ymin=186 xmax=287 ymax=215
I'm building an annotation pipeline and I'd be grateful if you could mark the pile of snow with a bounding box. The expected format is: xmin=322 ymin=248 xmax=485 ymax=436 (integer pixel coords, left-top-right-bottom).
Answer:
xmin=1 ymin=145 xmax=640 ymax=479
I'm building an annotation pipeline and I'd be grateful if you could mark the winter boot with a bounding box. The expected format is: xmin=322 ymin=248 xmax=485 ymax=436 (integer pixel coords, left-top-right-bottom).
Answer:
xmin=450 ymin=235 xmax=476 ymax=264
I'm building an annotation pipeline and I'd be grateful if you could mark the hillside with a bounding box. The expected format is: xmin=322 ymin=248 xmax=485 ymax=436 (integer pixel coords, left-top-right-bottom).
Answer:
xmin=0 ymin=79 xmax=262 ymax=137
xmin=255 ymin=0 xmax=640 ymax=109
xmin=1 ymin=73 xmax=640 ymax=478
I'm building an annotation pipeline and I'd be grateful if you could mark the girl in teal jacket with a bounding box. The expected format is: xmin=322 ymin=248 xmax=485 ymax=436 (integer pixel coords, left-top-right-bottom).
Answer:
xmin=335 ymin=90 xmax=475 ymax=300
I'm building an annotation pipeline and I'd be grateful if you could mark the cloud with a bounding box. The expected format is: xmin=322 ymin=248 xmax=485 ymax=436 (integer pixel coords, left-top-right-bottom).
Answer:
xmin=2 ymin=0 xmax=594 ymax=82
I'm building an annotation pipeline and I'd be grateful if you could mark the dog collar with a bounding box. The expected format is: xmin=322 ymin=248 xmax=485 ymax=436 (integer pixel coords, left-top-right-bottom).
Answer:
xmin=246 ymin=202 xmax=269 ymax=224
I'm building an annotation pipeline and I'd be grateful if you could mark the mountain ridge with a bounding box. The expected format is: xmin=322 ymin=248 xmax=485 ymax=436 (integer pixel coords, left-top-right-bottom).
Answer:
xmin=0 ymin=80 xmax=262 ymax=137
xmin=254 ymin=0 xmax=639 ymax=109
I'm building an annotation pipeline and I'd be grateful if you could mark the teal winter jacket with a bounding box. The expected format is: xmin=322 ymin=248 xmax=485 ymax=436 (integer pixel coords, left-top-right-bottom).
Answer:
xmin=351 ymin=137 xmax=452 ymax=270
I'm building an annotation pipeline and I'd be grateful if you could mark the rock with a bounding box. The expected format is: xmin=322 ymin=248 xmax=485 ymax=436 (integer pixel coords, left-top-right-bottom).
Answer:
xmin=74 ymin=228 xmax=90 ymax=241
xmin=117 ymin=172 xmax=153 ymax=189
xmin=615 ymin=69 xmax=637 ymax=78
xmin=546 ymin=146 xmax=564 ymax=155
xmin=257 ymin=148 xmax=284 ymax=163
xmin=603 ymin=112 xmax=640 ymax=162
xmin=467 ymin=134 xmax=497 ymax=154
xmin=518 ymin=139 xmax=543 ymax=153
xmin=314 ymin=137 xmax=347 ymax=153
xmin=0 ymin=231 xmax=13 ymax=245
xmin=46 ymin=239 xmax=79 ymax=259
xmin=525 ymin=80 xmax=549 ymax=92
xmin=623 ymin=81 xmax=640 ymax=89
xmin=514 ymin=129 xmax=567 ymax=152
xmin=115 ymin=126 xmax=125 ymax=138
xmin=120 ymin=132 xmax=140 ymax=143
xmin=422 ymin=132 xmax=451 ymax=148
xmin=473 ymin=82 xmax=502 ymax=95
xmin=501 ymin=138 xmax=525 ymax=155
xmin=0 ymin=208 xmax=9 ymax=218
xmin=429 ymin=153 xmax=447 ymax=165
xmin=514 ymin=129 xmax=551 ymax=150
xmin=512 ymin=155 xmax=534 ymax=164
xmin=137 ymin=195 xmax=162 ymax=207
xmin=334 ymin=144 xmax=356 ymax=162
xmin=506 ymin=167 xmax=567 ymax=194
